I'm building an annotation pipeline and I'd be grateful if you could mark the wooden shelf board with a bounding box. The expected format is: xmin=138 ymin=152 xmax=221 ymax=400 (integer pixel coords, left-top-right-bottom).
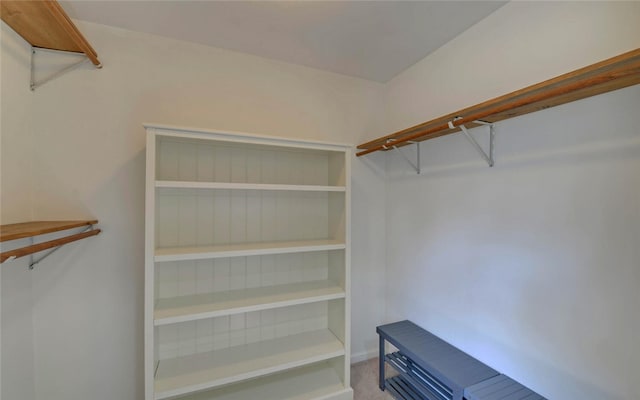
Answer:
xmin=154 ymin=329 xmax=345 ymax=400
xmin=156 ymin=180 xmax=346 ymax=192
xmin=356 ymin=48 xmax=640 ymax=156
xmin=174 ymin=361 xmax=350 ymax=400
xmin=155 ymin=239 xmax=346 ymax=262
xmin=1 ymin=0 xmax=100 ymax=65
xmin=0 ymin=220 xmax=98 ymax=242
xmin=155 ymin=280 xmax=345 ymax=325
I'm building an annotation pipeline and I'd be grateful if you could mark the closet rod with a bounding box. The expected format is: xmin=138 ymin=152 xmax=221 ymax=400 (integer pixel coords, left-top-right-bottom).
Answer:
xmin=1 ymin=228 xmax=100 ymax=263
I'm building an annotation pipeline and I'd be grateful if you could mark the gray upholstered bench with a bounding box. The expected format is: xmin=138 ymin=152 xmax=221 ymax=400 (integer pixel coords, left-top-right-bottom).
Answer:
xmin=377 ymin=320 xmax=546 ymax=400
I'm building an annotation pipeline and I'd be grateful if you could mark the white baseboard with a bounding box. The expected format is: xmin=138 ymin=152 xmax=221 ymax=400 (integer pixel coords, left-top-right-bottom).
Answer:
xmin=350 ymin=348 xmax=378 ymax=364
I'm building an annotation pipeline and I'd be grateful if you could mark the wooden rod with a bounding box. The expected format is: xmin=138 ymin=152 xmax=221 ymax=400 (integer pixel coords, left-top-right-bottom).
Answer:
xmin=1 ymin=229 xmax=101 ymax=263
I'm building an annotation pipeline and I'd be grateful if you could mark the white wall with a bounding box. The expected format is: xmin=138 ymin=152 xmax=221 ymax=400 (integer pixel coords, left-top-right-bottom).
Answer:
xmin=4 ymin=2 xmax=640 ymax=399
xmin=0 ymin=16 xmax=35 ymax=224
xmin=381 ymin=2 xmax=640 ymax=399
xmin=1 ymin=21 xmax=387 ymax=400
xmin=350 ymin=150 xmax=387 ymax=362
xmin=382 ymin=1 xmax=640 ymax=133
xmin=0 ymin=22 xmax=37 ymax=400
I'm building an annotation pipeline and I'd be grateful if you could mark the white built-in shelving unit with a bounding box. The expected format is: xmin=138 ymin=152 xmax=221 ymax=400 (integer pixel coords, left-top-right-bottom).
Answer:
xmin=145 ymin=124 xmax=352 ymax=400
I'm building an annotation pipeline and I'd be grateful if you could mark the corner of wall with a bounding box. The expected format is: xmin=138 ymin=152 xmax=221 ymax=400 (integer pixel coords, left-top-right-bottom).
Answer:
xmin=1 ymin=20 xmax=38 ymax=400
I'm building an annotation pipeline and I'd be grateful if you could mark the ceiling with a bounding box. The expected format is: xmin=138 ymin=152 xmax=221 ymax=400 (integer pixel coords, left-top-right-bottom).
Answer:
xmin=61 ymin=1 xmax=506 ymax=83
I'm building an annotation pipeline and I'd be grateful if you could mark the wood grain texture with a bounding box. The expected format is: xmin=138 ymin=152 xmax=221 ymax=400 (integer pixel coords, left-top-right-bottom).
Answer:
xmin=0 ymin=220 xmax=98 ymax=242
xmin=357 ymin=48 xmax=640 ymax=156
xmin=0 ymin=228 xmax=100 ymax=263
xmin=1 ymin=0 xmax=100 ymax=65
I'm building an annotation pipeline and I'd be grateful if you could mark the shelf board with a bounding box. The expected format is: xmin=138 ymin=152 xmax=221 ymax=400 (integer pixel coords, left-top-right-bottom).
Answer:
xmin=154 ymin=329 xmax=345 ymax=400
xmin=155 ymin=239 xmax=345 ymax=262
xmin=156 ymin=181 xmax=346 ymax=192
xmin=155 ymin=280 xmax=345 ymax=325
xmin=175 ymin=361 xmax=350 ymax=400
xmin=0 ymin=220 xmax=98 ymax=242
xmin=1 ymin=0 xmax=100 ymax=66
xmin=356 ymin=48 xmax=640 ymax=156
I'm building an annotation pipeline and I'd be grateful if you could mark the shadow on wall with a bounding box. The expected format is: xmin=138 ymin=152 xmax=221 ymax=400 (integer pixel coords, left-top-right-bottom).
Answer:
xmin=385 ymin=85 xmax=640 ymax=180
xmin=86 ymin=147 xmax=146 ymax=400
xmin=350 ymin=150 xmax=387 ymax=360
xmin=386 ymin=127 xmax=640 ymax=181
xmin=28 ymin=148 xmax=146 ymax=400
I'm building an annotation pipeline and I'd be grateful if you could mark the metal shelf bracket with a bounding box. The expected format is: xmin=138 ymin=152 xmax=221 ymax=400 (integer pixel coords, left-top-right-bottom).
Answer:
xmin=30 ymin=46 xmax=90 ymax=91
xmin=27 ymin=225 xmax=96 ymax=270
xmin=449 ymin=118 xmax=495 ymax=167
xmin=384 ymin=139 xmax=421 ymax=174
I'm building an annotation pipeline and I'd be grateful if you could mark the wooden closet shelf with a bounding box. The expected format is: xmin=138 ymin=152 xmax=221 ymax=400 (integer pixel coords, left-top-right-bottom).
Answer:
xmin=357 ymin=48 xmax=640 ymax=157
xmin=0 ymin=220 xmax=100 ymax=264
xmin=1 ymin=0 xmax=101 ymax=66
xmin=0 ymin=220 xmax=98 ymax=242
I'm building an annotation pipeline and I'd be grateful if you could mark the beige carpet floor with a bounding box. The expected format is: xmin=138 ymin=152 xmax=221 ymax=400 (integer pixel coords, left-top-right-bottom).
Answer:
xmin=351 ymin=358 xmax=395 ymax=400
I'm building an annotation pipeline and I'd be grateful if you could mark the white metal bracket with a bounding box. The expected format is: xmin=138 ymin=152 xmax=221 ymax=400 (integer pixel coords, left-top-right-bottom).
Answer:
xmin=30 ymin=46 xmax=90 ymax=91
xmin=449 ymin=118 xmax=495 ymax=167
xmin=384 ymin=139 xmax=421 ymax=174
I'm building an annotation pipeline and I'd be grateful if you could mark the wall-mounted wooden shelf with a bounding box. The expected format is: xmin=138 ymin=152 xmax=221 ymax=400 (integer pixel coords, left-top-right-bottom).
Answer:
xmin=357 ymin=48 xmax=640 ymax=157
xmin=0 ymin=220 xmax=101 ymax=265
xmin=0 ymin=220 xmax=97 ymax=242
xmin=1 ymin=0 xmax=100 ymax=66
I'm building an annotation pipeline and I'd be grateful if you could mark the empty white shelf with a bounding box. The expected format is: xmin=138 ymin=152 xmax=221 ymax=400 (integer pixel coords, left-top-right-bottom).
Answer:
xmin=146 ymin=126 xmax=352 ymax=400
xmin=155 ymin=280 xmax=345 ymax=325
xmin=174 ymin=362 xmax=351 ymax=400
xmin=156 ymin=181 xmax=346 ymax=192
xmin=154 ymin=329 xmax=345 ymax=400
xmin=155 ymin=239 xmax=346 ymax=262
